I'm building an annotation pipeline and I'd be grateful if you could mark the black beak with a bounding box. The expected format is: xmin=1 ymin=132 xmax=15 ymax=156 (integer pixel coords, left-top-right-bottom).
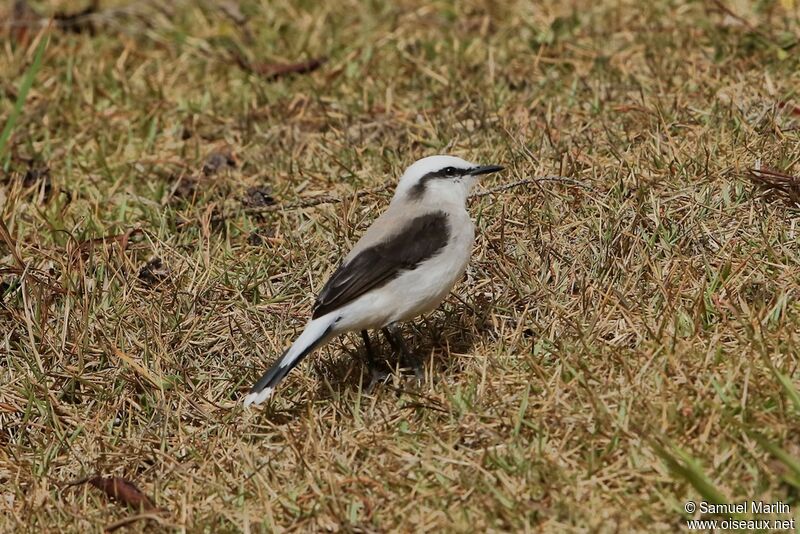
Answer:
xmin=468 ymin=164 xmax=504 ymax=176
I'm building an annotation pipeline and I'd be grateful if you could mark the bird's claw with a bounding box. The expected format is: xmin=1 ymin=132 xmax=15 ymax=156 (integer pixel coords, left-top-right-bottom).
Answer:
xmin=366 ymin=368 xmax=390 ymax=394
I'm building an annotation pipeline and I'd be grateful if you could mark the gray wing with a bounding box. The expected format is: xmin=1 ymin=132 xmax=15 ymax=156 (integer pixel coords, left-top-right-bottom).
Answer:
xmin=312 ymin=211 xmax=449 ymax=319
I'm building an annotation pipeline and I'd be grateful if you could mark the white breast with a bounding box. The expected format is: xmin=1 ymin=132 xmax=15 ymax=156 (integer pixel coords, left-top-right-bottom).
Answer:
xmin=333 ymin=208 xmax=475 ymax=331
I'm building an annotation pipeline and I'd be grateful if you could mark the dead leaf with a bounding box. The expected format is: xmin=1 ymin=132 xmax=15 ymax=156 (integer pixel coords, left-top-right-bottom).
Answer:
xmin=21 ymin=166 xmax=49 ymax=187
xmin=235 ymin=55 xmax=327 ymax=81
xmin=747 ymin=167 xmax=800 ymax=208
xmin=0 ymin=277 xmax=13 ymax=302
xmin=247 ymin=227 xmax=276 ymax=245
xmin=138 ymin=257 xmax=170 ymax=286
xmin=169 ymin=174 xmax=200 ymax=202
xmin=522 ymin=327 xmax=534 ymax=339
xmin=777 ymin=101 xmax=800 ymax=116
xmin=77 ymin=227 xmax=142 ymax=254
xmin=53 ymin=0 xmax=99 ymax=35
xmin=168 ymin=148 xmax=237 ymax=203
xmin=202 ymin=150 xmax=237 ymax=177
xmin=12 ymin=165 xmax=54 ymax=202
xmin=242 ymin=185 xmax=274 ymax=208
xmin=88 ymin=476 xmax=154 ymax=511
xmin=247 ymin=232 xmax=265 ymax=245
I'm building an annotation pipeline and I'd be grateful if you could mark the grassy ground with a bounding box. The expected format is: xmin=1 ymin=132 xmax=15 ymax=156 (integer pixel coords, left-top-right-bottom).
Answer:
xmin=2 ymin=0 xmax=800 ymax=531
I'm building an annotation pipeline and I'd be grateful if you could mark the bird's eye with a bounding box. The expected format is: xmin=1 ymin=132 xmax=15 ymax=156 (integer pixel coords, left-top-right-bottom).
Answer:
xmin=444 ymin=167 xmax=457 ymax=175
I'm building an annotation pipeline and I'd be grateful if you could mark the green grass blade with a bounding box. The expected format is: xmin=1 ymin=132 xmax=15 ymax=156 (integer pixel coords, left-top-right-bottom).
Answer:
xmin=774 ymin=371 xmax=800 ymax=413
xmin=0 ymin=34 xmax=49 ymax=165
xmin=750 ymin=432 xmax=800 ymax=488
xmin=652 ymin=442 xmax=728 ymax=506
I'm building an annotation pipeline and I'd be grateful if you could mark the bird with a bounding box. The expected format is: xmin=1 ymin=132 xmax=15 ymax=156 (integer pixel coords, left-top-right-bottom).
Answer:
xmin=243 ymin=155 xmax=504 ymax=407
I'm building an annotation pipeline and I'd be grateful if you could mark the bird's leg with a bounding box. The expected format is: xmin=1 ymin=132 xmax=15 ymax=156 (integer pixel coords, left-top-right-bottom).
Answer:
xmin=362 ymin=330 xmax=388 ymax=392
xmin=382 ymin=324 xmax=424 ymax=381
xmin=361 ymin=329 xmax=377 ymax=367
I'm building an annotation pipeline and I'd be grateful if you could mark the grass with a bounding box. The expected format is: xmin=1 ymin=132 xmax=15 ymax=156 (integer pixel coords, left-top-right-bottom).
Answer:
xmin=1 ymin=0 xmax=799 ymax=531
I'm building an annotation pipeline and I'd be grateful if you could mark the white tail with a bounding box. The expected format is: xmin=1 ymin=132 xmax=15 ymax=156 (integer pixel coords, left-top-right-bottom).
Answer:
xmin=243 ymin=314 xmax=339 ymax=407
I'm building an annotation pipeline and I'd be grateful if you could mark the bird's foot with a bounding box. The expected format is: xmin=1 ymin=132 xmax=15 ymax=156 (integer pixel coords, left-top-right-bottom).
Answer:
xmin=401 ymin=353 xmax=424 ymax=385
xmin=366 ymin=368 xmax=390 ymax=394
xmin=412 ymin=363 xmax=424 ymax=383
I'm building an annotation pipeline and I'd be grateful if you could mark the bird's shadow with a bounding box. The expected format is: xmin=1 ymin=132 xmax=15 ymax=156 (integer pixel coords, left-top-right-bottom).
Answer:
xmin=247 ymin=300 xmax=494 ymax=425
xmin=309 ymin=303 xmax=491 ymax=401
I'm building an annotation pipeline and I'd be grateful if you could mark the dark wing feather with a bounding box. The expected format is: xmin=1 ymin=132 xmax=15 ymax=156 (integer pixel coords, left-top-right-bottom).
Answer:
xmin=312 ymin=211 xmax=449 ymax=319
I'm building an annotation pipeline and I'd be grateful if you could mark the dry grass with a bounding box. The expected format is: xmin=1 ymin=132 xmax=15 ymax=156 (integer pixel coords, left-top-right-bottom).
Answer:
xmin=1 ymin=0 xmax=800 ymax=532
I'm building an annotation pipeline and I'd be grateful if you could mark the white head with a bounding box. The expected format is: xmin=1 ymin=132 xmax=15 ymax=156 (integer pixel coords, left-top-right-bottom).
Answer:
xmin=392 ymin=155 xmax=504 ymax=206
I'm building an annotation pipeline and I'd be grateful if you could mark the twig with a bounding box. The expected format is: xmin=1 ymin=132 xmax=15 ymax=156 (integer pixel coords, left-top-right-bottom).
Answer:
xmin=241 ymin=183 xmax=391 ymax=216
xmin=0 ymin=1 xmax=157 ymax=29
xmin=177 ymin=174 xmax=592 ymax=229
xmin=0 ymin=218 xmax=66 ymax=294
xmin=705 ymin=0 xmax=793 ymax=48
xmin=232 ymin=54 xmax=327 ymax=81
xmin=707 ymin=0 xmax=756 ymax=30
xmin=471 ymin=176 xmax=595 ymax=198
xmin=747 ymin=167 xmax=800 ymax=208
xmin=0 ymin=218 xmax=25 ymax=268
xmin=238 ymin=175 xmax=590 ymax=217
xmin=103 ymin=512 xmax=169 ymax=533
